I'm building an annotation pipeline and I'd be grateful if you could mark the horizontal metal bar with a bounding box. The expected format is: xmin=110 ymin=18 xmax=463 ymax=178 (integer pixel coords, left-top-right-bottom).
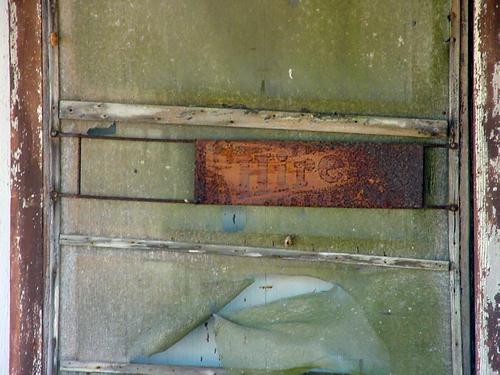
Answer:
xmin=54 ymin=192 xmax=457 ymax=210
xmin=53 ymin=192 xmax=196 ymax=204
xmin=52 ymin=131 xmax=196 ymax=143
xmin=60 ymin=361 xmax=224 ymax=375
xmin=59 ymin=234 xmax=450 ymax=271
xmin=59 ymin=100 xmax=448 ymax=139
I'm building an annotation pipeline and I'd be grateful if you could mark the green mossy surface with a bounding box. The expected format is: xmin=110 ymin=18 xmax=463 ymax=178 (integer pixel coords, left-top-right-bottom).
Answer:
xmin=59 ymin=0 xmax=450 ymax=119
xmin=61 ymin=198 xmax=449 ymax=260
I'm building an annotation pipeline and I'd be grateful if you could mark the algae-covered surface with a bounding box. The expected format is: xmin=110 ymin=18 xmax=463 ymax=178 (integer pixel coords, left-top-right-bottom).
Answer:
xmin=59 ymin=247 xmax=451 ymax=374
xmin=59 ymin=0 xmax=450 ymax=119
xmin=61 ymin=198 xmax=448 ymax=260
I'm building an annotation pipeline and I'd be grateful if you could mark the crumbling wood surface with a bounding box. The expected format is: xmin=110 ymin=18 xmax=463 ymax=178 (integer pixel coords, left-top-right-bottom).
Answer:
xmin=473 ymin=0 xmax=500 ymax=373
xmin=60 ymin=361 xmax=224 ymax=375
xmin=9 ymin=1 xmax=44 ymax=375
xmin=59 ymin=234 xmax=450 ymax=272
xmin=59 ymin=100 xmax=448 ymax=139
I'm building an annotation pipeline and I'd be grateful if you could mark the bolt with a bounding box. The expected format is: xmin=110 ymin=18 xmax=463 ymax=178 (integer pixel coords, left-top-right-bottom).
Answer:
xmin=50 ymin=129 xmax=59 ymax=137
xmin=50 ymin=191 xmax=59 ymax=201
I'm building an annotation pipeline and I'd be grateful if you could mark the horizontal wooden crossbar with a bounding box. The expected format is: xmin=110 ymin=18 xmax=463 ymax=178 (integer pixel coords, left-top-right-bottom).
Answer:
xmin=59 ymin=234 xmax=450 ymax=271
xmin=60 ymin=361 xmax=223 ymax=375
xmin=59 ymin=100 xmax=448 ymax=139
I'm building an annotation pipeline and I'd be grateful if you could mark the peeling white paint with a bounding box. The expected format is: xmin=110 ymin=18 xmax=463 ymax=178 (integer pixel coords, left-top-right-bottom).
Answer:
xmin=492 ymin=62 xmax=500 ymax=118
xmin=0 ymin=0 xmax=10 ymax=373
xmin=473 ymin=1 xmax=500 ymax=374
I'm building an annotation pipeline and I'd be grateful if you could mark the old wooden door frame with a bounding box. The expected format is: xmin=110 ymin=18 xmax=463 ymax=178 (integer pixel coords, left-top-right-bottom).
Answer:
xmin=5 ymin=0 xmax=499 ymax=374
xmin=472 ymin=1 xmax=500 ymax=374
xmin=8 ymin=1 xmax=45 ymax=375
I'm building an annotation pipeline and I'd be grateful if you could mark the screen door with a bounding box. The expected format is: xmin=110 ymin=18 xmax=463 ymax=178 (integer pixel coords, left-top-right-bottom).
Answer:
xmin=47 ymin=1 xmax=463 ymax=374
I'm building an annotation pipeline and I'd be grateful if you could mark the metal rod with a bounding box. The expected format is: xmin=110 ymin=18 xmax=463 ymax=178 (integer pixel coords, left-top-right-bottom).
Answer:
xmin=59 ymin=234 xmax=451 ymax=272
xmin=77 ymin=136 xmax=81 ymax=195
xmin=53 ymin=131 xmax=196 ymax=144
xmin=54 ymin=191 xmax=457 ymax=210
xmin=54 ymin=131 xmax=454 ymax=148
xmin=57 ymin=192 xmax=196 ymax=205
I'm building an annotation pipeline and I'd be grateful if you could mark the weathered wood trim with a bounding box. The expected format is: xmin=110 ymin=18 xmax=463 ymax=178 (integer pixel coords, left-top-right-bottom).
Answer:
xmin=448 ymin=0 xmax=466 ymax=374
xmin=60 ymin=361 xmax=224 ymax=375
xmin=43 ymin=1 xmax=61 ymax=375
xmin=9 ymin=1 xmax=44 ymax=375
xmin=59 ymin=234 xmax=451 ymax=272
xmin=59 ymin=100 xmax=448 ymax=139
xmin=0 ymin=0 xmax=11 ymax=372
xmin=472 ymin=0 xmax=500 ymax=374
xmin=458 ymin=0 xmax=472 ymax=373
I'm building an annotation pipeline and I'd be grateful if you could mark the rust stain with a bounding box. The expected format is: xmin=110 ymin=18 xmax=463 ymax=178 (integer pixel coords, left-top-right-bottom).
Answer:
xmin=195 ymin=141 xmax=423 ymax=208
xmin=9 ymin=1 xmax=44 ymax=375
xmin=49 ymin=31 xmax=58 ymax=47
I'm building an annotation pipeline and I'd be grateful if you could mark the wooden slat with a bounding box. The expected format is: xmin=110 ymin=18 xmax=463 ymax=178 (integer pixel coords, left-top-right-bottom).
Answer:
xmin=59 ymin=361 xmax=349 ymax=375
xmin=195 ymin=140 xmax=423 ymax=208
xmin=448 ymin=0 xmax=465 ymax=374
xmin=45 ymin=2 xmax=62 ymax=375
xmin=59 ymin=234 xmax=450 ymax=272
xmin=59 ymin=100 xmax=448 ymax=139
xmin=60 ymin=361 xmax=224 ymax=375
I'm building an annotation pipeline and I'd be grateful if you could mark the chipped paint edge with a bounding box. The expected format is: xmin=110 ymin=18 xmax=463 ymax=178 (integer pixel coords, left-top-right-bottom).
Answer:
xmin=0 ymin=0 xmax=10 ymax=373
xmin=59 ymin=234 xmax=451 ymax=272
xmin=473 ymin=0 xmax=500 ymax=374
xmin=59 ymin=100 xmax=449 ymax=139
xmin=9 ymin=1 xmax=45 ymax=375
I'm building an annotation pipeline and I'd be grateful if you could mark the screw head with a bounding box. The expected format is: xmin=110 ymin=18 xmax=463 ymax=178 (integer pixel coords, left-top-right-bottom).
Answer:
xmin=284 ymin=235 xmax=293 ymax=247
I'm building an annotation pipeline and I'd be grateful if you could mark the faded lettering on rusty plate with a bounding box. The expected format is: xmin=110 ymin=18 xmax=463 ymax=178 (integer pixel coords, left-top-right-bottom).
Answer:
xmin=195 ymin=141 xmax=423 ymax=208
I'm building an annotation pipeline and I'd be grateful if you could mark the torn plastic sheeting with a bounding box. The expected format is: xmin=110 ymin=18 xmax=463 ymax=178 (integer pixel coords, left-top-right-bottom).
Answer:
xmin=129 ymin=278 xmax=253 ymax=358
xmin=214 ymin=285 xmax=390 ymax=375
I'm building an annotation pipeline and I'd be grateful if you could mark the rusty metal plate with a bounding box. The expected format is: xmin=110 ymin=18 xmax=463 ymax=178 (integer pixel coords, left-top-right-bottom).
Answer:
xmin=195 ymin=141 xmax=423 ymax=208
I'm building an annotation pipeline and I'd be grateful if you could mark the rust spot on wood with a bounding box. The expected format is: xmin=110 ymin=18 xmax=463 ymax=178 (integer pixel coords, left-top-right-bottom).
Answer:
xmin=195 ymin=141 xmax=423 ymax=208
xmin=49 ymin=31 xmax=58 ymax=47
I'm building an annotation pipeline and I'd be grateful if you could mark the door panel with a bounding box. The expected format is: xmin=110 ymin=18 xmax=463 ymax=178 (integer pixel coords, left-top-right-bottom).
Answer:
xmin=53 ymin=1 xmax=457 ymax=374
